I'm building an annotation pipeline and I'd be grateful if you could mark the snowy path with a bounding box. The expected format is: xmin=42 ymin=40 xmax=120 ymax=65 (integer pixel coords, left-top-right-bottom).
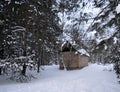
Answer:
xmin=0 ymin=64 xmax=120 ymax=92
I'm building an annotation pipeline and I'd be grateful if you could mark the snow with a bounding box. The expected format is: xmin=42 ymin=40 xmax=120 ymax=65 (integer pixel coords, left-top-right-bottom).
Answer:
xmin=96 ymin=26 xmax=117 ymax=45
xmin=61 ymin=32 xmax=72 ymax=43
xmin=61 ymin=41 xmax=67 ymax=49
xmin=85 ymin=30 xmax=96 ymax=40
xmin=96 ymin=38 xmax=104 ymax=45
xmin=57 ymin=0 xmax=102 ymax=42
xmin=15 ymin=1 xmax=20 ymax=4
xmin=1 ymin=64 xmax=119 ymax=92
xmin=4 ymin=0 xmax=11 ymax=4
xmin=11 ymin=26 xmax=25 ymax=32
xmin=78 ymin=49 xmax=90 ymax=57
xmin=0 ymin=20 xmax=4 ymax=25
xmin=61 ymin=41 xmax=71 ymax=51
xmin=116 ymin=4 xmax=120 ymax=14
xmin=104 ymin=44 xmax=108 ymax=50
xmin=113 ymin=37 xmax=118 ymax=44
xmin=109 ymin=13 xmax=115 ymax=20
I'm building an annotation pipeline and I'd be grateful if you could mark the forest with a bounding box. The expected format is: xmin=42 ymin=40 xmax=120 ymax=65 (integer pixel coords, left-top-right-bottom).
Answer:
xmin=0 ymin=0 xmax=120 ymax=83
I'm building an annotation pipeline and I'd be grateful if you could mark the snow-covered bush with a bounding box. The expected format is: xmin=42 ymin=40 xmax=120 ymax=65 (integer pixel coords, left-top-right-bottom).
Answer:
xmin=0 ymin=55 xmax=37 ymax=82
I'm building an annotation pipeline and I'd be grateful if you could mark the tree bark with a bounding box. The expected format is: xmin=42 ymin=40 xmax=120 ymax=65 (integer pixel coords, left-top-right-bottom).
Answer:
xmin=0 ymin=67 xmax=2 ymax=75
xmin=37 ymin=59 xmax=40 ymax=73
xmin=22 ymin=63 xmax=27 ymax=75
xmin=37 ymin=45 xmax=43 ymax=73
xmin=22 ymin=3 xmax=29 ymax=75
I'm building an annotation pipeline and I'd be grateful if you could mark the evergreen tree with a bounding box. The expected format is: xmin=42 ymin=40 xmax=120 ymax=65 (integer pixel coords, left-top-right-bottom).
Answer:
xmin=0 ymin=0 xmax=62 ymax=81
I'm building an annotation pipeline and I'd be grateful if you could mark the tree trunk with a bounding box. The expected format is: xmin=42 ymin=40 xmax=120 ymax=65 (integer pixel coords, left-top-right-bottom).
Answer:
xmin=0 ymin=67 xmax=2 ymax=75
xmin=40 ymin=46 xmax=43 ymax=65
xmin=37 ymin=43 xmax=40 ymax=73
xmin=37 ymin=45 xmax=43 ymax=73
xmin=37 ymin=59 xmax=40 ymax=73
xmin=22 ymin=63 xmax=27 ymax=75
xmin=22 ymin=3 xmax=29 ymax=75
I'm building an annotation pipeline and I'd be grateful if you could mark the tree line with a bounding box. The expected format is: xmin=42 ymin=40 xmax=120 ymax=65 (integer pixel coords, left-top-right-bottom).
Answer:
xmin=0 ymin=0 xmax=62 ymax=82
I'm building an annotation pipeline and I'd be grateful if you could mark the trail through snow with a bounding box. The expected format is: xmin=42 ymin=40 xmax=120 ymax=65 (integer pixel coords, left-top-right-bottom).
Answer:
xmin=0 ymin=64 xmax=120 ymax=92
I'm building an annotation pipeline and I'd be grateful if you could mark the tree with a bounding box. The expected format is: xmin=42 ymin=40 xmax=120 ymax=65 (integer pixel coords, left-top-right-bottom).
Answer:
xmin=0 ymin=0 xmax=62 ymax=81
xmin=87 ymin=0 xmax=120 ymax=80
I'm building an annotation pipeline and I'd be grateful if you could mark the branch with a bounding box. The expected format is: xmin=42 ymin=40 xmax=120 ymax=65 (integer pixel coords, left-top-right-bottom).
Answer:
xmin=86 ymin=4 xmax=110 ymax=32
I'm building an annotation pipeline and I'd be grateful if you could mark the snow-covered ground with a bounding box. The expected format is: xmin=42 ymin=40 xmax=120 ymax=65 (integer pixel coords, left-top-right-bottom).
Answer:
xmin=0 ymin=64 xmax=120 ymax=92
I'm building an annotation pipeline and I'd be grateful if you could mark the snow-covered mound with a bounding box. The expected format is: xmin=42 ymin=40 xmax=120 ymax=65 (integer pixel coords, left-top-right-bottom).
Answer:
xmin=0 ymin=64 xmax=120 ymax=92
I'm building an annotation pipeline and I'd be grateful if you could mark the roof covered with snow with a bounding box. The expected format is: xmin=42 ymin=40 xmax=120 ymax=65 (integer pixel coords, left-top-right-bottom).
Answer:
xmin=77 ymin=49 xmax=90 ymax=57
xmin=61 ymin=41 xmax=76 ymax=52
xmin=61 ymin=41 xmax=90 ymax=57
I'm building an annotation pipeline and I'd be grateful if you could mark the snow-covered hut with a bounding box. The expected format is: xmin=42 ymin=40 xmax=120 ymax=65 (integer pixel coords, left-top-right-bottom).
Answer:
xmin=59 ymin=41 xmax=89 ymax=70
